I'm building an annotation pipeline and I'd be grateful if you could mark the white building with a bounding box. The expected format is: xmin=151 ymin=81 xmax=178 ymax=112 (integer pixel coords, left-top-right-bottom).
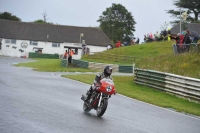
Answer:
xmin=0 ymin=19 xmax=110 ymax=59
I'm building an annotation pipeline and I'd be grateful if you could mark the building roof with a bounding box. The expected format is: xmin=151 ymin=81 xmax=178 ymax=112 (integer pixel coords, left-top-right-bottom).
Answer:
xmin=0 ymin=19 xmax=110 ymax=47
xmin=171 ymin=23 xmax=200 ymax=35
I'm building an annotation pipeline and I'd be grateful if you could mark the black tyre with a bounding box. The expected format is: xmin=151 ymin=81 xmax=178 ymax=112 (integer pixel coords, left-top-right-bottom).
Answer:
xmin=96 ymin=99 xmax=108 ymax=117
xmin=83 ymin=102 xmax=91 ymax=112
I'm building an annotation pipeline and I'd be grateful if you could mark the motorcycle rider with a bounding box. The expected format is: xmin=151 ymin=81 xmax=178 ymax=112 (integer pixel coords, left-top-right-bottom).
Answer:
xmin=84 ymin=65 xmax=113 ymax=101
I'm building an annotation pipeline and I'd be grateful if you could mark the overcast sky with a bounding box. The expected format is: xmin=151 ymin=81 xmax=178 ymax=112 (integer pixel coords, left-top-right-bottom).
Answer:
xmin=0 ymin=0 xmax=176 ymax=43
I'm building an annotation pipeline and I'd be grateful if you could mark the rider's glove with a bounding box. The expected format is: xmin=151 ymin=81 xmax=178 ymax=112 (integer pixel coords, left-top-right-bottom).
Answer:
xmin=92 ymin=83 xmax=100 ymax=91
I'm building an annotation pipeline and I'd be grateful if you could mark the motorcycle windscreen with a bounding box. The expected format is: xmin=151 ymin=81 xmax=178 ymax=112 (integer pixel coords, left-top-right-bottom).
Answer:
xmin=98 ymin=78 xmax=115 ymax=95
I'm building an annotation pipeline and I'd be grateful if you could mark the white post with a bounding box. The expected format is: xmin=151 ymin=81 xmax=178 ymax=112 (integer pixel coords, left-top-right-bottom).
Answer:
xmin=133 ymin=63 xmax=135 ymax=76
xmin=80 ymin=33 xmax=84 ymax=44
xmin=80 ymin=34 xmax=81 ymax=44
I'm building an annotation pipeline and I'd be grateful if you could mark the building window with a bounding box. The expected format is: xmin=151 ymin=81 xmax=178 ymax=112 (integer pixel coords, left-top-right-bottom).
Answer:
xmin=52 ymin=43 xmax=60 ymax=47
xmin=11 ymin=39 xmax=16 ymax=44
xmin=30 ymin=41 xmax=38 ymax=46
xmin=5 ymin=39 xmax=16 ymax=44
xmin=5 ymin=39 xmax=10 ymax=43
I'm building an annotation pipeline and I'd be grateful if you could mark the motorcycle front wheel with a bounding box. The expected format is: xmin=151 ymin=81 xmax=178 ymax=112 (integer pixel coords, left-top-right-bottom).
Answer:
xmin=96 ymin=99 xmax=108 ymax=117
xmin=83 ymin=102 xmax=91 ymax=112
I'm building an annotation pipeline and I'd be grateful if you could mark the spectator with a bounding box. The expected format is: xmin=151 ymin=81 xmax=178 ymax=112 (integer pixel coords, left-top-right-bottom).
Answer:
xmin=167 ymin=28 xmax=171 ymax=35
xmin=131 ymin=38 xmax=135 ymax=45
xmin=144 ymin=35 xmax=147 ymax=43
xmin=166 ymin=28 xmax=171 ymax=41
xmin=147 ymin=33 xmax=154 ymax=42
xmin=149 ymin=33 xmax=153 ymax=39
xmin=178 ymin=33 xmax=185 ymax=53
xmin=68 ymin=49 xmax=75 ymax=63
xmin=107 ymin=44 xmax=112 ymax=50
xmin=109 ymin=43 xmax=113 ymax=49
xmin=170 ymin=34 xmax=179 ymax=43
xmin=115 ymin=41 xmax=122 ymax=48
xmin=122 ymin=41 xmax=128 ymax=46
xmin=83 ymin=46 xmax=86 ymax=55
xmin=192 ymin=36 xmax=199 ymax=43
xmin=157 ymin=34 xmax=164 ymax=42
xmin=170 ymin=34 xmax=180 ymax=52
xmin=179 ymin=34 xmax=185 ymax=44
xmin=72 ymin=50 xmax=75 ymax=55
xmin=184 ymin=30 xmax=191 ymax=52
xmin=190 ymin=31 xmax=200 ymax=43
xmin=182 ymin=31 xmax=187 ymax=36
xmin=135 ymin=37 xmax=140 ymax=44
xmin=86 ymin=47 xmax=90 ymax=54
xmin=63 ymin=50 xmax=68 ymax=59
xmin=154 ymin=31 xmax=159 ymax=41
xmin=163 ymin=29 xmax=167 ymax=37
xmin=167 ymin=34 xmax=171 ymax=41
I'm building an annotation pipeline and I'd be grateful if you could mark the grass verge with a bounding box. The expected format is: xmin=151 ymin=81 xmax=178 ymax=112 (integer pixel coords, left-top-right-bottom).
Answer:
xmin=62 ymin=74 xmax=200 ymax=117
xmin=14 ymin=58 xmax=97 ymax=72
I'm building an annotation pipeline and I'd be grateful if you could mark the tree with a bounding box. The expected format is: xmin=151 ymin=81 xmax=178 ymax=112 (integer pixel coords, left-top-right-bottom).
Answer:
xmin=97 ymin=3 xmax=136 ymax=43
xmin=34 ymin=19 xmax=46 ymax=23
xmin=0 ymin=12 xmax=21 ymax=21
xmin=33 ymin=19 xmax=54 ymax=24
xmin=42 ymin=11 xmax=48 ymax=23
xmin=33 ymin=12 xmax=54 ymax=24
xmin=167 ymin=0 xmax=200 ymax=24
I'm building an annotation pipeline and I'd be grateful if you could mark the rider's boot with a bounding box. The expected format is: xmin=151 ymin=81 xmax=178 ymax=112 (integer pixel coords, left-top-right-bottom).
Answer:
xmin=84 ymin=86 xmax=93 ymax=102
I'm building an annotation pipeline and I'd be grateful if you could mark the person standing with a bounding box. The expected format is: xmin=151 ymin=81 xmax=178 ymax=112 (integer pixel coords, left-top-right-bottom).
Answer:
xmin=68 ymin=49 xmax=75 ymax=63
xmin=86 ymin=47 xmax=89 ymax=54
xmin=184 ymin=30 xmax=191 ymax=52
xmin=63 ymin=50 xmax=68 ymax=59
xmin=155 ymin=31 xmax=159 ymax=41
xmin=167 ymin=28 xmax=171 ymax=35
xmin=135 ymin=37 xmax=140 ymax=44
xmin=144 ymin=35 xmax=147 ymax=43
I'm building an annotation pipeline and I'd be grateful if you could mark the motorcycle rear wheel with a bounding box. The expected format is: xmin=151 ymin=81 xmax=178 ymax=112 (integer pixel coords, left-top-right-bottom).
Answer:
xmin=96 ymin=99 xmax=108 ymax=117
xmin=83 ymin=102 xmax=91 ymax=112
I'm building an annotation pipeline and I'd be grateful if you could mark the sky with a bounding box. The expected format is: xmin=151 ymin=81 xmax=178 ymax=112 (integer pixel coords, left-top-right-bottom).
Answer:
xmin=0 ymin=0 xmax=176 ymax=43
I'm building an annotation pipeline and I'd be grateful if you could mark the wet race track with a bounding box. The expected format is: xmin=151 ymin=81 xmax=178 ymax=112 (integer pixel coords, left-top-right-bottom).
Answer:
xmin=0 ymin=56 xmax=200 ymax=133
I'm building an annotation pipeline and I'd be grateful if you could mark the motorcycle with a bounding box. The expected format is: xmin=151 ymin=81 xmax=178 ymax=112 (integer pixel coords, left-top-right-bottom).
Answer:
xmin=81 ymin=78 xmax=116 ymax=117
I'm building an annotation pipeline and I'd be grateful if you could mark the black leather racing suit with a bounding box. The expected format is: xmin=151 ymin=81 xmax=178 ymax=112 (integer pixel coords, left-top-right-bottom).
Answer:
xmin=85 ymin=72 xmax=113 ymax=101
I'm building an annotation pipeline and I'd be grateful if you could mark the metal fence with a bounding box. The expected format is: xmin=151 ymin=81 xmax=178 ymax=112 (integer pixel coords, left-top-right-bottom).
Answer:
xmin=172 ymin=43 xmax=200 ymax=55
xmin=85 ymin=52 xmax=136 ymax=64
xmin=134 ymin=68 xmax=200 ymax=102
xmin=29 ymin=52 xmax=59 ymax=59
xmin=60 ymin=59 xmax=68 ymax=67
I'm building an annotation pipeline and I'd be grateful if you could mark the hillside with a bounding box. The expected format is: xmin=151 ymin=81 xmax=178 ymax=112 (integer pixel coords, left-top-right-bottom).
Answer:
xmin=82 ymin=41 xmax=200 ymax=79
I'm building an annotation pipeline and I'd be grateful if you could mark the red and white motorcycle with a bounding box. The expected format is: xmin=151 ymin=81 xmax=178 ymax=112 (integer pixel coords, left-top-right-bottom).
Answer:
xmin=81 ymin=78 xmax=116 ymax=117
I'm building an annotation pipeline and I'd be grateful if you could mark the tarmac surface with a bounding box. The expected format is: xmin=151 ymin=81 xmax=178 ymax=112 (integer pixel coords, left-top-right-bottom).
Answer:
xmin=0 ymin=56 xmax=200 ymax=133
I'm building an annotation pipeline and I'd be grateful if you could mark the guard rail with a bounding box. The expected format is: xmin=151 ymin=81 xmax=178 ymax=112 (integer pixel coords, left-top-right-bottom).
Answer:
xmin=134 ymin=68 xmax=200 ymax=102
